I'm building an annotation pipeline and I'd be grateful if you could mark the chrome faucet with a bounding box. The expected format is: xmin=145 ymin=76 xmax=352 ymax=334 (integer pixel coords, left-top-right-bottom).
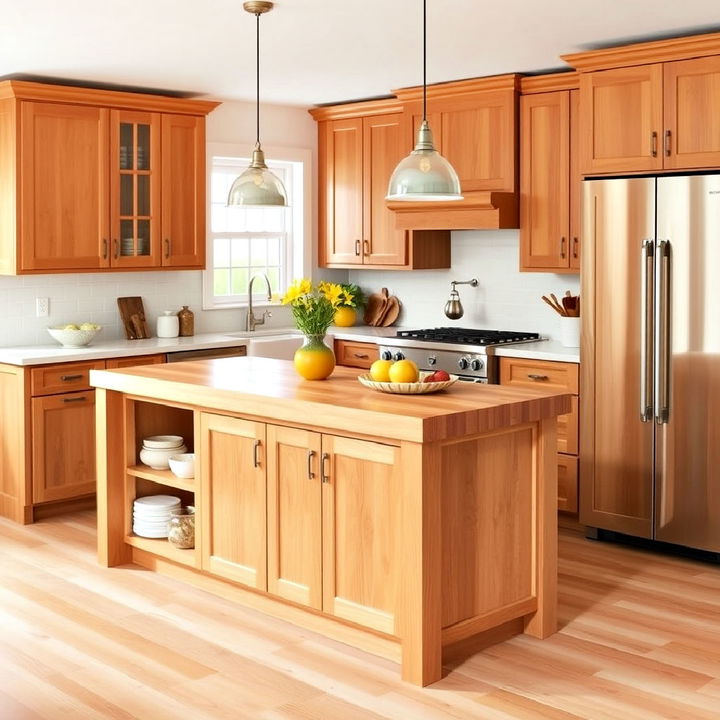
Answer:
xmin=246 ymin=273 xmax=273 ymax=332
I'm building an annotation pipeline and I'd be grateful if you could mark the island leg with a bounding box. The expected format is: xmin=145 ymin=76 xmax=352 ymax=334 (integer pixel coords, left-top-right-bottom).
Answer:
xmin=524 ymin=416 xmax=558 ymax=638
xmin=397 ymin=443 xmax=442 ymax=686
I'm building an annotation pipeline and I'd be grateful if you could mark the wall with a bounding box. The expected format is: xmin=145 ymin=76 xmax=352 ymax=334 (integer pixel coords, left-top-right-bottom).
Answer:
xmin=0 ymin=100 xmax=317 ymax=347
xmin=349 ymin=230 xmax=581 ymax=342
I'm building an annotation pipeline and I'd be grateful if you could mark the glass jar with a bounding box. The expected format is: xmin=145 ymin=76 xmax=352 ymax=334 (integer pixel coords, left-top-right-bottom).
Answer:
xmin=167 ymin=506 xmax=195 ymax=549
xmin=177 ymin=306 xmax=194 ymax=336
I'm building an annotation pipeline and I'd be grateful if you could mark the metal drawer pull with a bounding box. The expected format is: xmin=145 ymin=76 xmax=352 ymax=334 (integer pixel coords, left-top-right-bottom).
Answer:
xmin=363 ymin=239 xmax=370 ymax=255
xmin=321 ymin=452 xmax=330 ymax=483
xmin=164 ymin=238 xmax=171 ymax=259
xmin=664 ymin=129 xmax=672 ymax=157
xmin=650 ymin=131 xmax=658 ymax=157
xmin=60 ymin=374 xmax=83 ymax=381
xmin=527 ymin=373 xmax=549 ymax=381
xmin=253 ymin=439 xmax=261 ymax=468
xmin=354 ymin=239 xmax=361 ymax=256
xmin=572 ymin=237 xmax=579 ymax=259
xmin=102 ymin=238 xmax=108 ymax=260
xmin=560 ymin=237 xmax=566 ymax=259
xmin=353 ymin=353 xmax=369 ymax=359
xmin=63 ymin=396 xmax=87 ymax=403
xmin=113 ymin=238 xmax=119 ymax=259
xmin=307 ymin=450 xmax=315 ymax=479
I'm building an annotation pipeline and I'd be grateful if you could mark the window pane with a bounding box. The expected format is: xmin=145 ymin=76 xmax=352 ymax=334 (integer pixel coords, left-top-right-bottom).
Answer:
xmin=267 ymin=237 xmax=280 ymax=265
xmin=211 ymin=204 xmax=228 ymax=232
xmin=250 ymin=239 xmax=266 ymax=267
xmin=214 ymin=269 xmax=230 ymax=296
xmin=137 ymin=175 xmax=150 ymax=216
xmin=231 ymin=237 xmax=249 ymax=267
xmin=120 ymin=124 xmax=133 ymax=170
xmin=214 ymin=237 xmax=230 ymax=268
xmin=268 ymin=267 xmax=279 ymax=291
xmin=262 ymin=207 xmax=285 ymax=232
xmin=120 ymin=174 xmax=133 ymax=216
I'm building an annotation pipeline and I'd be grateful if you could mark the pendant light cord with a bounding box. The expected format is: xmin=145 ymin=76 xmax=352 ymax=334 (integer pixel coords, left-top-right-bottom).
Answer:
xmin=422 ymin=0 xmax=427 ymax=122
xmin=255 ymin=11 xmax=261 ymax=148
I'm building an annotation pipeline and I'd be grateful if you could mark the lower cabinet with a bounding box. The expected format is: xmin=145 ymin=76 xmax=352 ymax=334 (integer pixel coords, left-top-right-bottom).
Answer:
xmin=199 ymin=412 xmax=400 ymax=633
xmin=334 ymin=339 xmax=379 ymax=369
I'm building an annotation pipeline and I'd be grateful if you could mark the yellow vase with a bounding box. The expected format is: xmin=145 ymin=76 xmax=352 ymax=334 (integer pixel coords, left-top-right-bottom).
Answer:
xmin=333 ymin=306 xmax=356 ymax=327
xmin=294 ymin=334 xmax=336 ymax=380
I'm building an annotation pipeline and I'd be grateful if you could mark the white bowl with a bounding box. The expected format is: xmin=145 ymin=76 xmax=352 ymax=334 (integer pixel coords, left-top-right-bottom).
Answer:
xmin=139 ymin=444 xmax=187 ymax=470
xmin=47 ymin=325 xmax=102 ymax=347
xmin=168 ymin=453 xmax=195 ymax=479
xmin=142 ymin=435 xmax=184 ymax=449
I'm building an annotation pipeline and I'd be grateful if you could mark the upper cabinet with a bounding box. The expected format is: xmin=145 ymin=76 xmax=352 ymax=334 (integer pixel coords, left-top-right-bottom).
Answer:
xmin=0 ymin=80 xmax=217 ymax=275
xmin=564 ymin=35 xmax=720 ymax=175
xmin=312 ymin=100 xmax=450 ymax=270
xmin=519 ymin=75 xmax=581 ymax=272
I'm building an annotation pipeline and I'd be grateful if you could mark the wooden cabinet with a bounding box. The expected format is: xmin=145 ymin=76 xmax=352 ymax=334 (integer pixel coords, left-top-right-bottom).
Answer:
xmin=0 ymin=80 xmax=218 ymax=275
xmin=500 ymin=357 xmax=579 ymax=512
xmin=313 ymin=100 xmax=450 ymax=270
xmin=105 ymin=353 xmax=166 ymax=369
xmin=573 ymin=54 xmax=720 ymax=174
xmin=519 ymin=78 xmax=581 ymax=272
xmin=334 ymin=339 xmax=379 ymax=369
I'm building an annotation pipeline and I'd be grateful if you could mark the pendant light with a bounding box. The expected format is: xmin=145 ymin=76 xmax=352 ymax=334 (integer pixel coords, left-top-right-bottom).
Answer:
xmin=227 ymin=1 xmax=288 ymax=207
xmin=386 ymin=0 xmax=462 ymax=201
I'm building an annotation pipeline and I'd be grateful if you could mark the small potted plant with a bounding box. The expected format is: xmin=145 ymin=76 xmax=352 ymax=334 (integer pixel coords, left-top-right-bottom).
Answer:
xmin=333 ymin=283 xmax=366 ymax=327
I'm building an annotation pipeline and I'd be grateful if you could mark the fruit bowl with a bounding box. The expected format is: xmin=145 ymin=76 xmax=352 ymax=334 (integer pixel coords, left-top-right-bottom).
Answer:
xmin=47 ymin=324 xmax=102 ymax=347
xmin=358 ymin=372 xmax=459 ymax=395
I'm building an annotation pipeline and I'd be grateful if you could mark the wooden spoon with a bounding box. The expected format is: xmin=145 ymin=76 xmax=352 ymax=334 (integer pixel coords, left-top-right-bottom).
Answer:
xmin=541 ymin=295 xmax=566 ymax=316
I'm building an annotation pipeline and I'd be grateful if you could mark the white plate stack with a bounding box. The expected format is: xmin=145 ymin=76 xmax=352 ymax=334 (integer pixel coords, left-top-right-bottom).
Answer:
xmin=133 ymin=495 xmax=181 ymax=538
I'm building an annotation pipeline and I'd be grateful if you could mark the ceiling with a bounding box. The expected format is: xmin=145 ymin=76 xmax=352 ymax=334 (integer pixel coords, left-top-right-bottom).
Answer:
xmin=4 ymin=0 xmax=720 ymax=107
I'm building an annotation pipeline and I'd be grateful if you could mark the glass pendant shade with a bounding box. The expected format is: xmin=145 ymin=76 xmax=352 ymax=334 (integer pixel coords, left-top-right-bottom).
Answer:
xmin=386 ymin=120 xmax=463 ymax=201
xmin=227 ymin=147 xmax=288 ymax=207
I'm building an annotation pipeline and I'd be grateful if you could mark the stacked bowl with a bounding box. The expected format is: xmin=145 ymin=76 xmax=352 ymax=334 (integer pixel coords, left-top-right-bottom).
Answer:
xmin=139 ymin=435 xmax=187 ymax=470
xmin=133 ymin=495 xmax=181 ymax=538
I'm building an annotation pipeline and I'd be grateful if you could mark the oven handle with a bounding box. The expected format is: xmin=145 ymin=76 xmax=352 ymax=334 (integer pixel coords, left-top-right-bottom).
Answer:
xmin=456 ymin=376 xmax=488 ymax=384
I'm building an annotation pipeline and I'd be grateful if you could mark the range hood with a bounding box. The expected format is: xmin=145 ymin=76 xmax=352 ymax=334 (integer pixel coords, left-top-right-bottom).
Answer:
xmin=386 ymin=190 xmax=518 ymax=231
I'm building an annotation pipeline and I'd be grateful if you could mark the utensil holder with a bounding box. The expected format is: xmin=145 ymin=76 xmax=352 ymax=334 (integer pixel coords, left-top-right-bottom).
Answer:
xmin=559 ymin=316 xmax=580 ymax=347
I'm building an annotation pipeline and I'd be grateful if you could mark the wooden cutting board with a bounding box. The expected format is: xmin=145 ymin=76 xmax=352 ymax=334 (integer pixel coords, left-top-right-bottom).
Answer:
xmin=363 ymin=288 xmax=389 ymax=326
xmin=117 ymin=297 xmax=151 ymax=339
xmin=378 ymin=295 xmax=401 ymax=326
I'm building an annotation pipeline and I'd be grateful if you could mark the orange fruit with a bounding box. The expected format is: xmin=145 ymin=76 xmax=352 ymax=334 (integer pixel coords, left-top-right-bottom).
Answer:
xmin=388 ymin=359 xmax=419 ymax=383
xmin=369 ymin=359 xmax=393 ymax=382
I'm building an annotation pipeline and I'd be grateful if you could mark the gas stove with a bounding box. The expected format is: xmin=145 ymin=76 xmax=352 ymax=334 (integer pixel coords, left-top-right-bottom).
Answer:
xmin=379 ymin=327 xmax=542 ymax=383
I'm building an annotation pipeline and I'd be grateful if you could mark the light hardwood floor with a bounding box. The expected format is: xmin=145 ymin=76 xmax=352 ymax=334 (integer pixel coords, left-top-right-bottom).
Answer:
xmin=1 ymin=511 xmax=719 ymax=719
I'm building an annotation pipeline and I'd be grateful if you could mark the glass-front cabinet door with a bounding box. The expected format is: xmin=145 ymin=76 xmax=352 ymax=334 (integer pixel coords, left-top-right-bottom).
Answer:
xmin=110 ymin=110 xmax=161 ymax=267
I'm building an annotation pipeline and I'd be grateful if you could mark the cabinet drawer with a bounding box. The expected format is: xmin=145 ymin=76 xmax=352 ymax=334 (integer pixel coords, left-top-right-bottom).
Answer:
xmin=105 ymin=354 xmax=166 ymax=369
xmin=500 ymin=357 xmax=579 ymax=393
xmin=557 ymin=395 xmax=579 ymax=455
xmin=334 ymin=340 xmax=379 ymax=369
xmin=557 ymin=454 xmax=578 ymax=513
xmin=31 ymin=360 xmax=106 ymax=396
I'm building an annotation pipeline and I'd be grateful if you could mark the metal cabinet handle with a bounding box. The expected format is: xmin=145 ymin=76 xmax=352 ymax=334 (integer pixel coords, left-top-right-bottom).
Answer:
xmin=363 ymin=239 xmax=370 ymax=256
xmin=113 ymin=238 xmax=119 ymax=260
xmin=307 ymin=450 xmax=315 ymax=480
xmin=654 ymin=239 xmax=670 ymax=424
xmin=164 ymin=238 xmax=171 ymax=259
xmin=572 ymin=237 xmax=579 ymax=259
xmin=650 ymin=131 xmax=658 ymax=157
xmin=62 ymin=396 xmax=88 ymax=403
xmin=640 ymin=238 xmax=654 ymax=422
xmin=664 ymin=130 xmax=672 ymax=157
xmin=527 ymin=373 xmax=549 ymax=381
xmin=560 ymin=237 xmax=566 ymax=259
xmin=354 ymin=239 xmax=361 ymax=256
xmin=353 ymin=353 xmax=369 ymax=359
xmin=102 ymin=238 xmax=108 ymax=260
xmin=253 ymin=439 xmax=261 ymax=468
xmin=321 ymin=452 xmax=330 ymax=483
xmin=60 ymin=374 xmax=83 ymax=381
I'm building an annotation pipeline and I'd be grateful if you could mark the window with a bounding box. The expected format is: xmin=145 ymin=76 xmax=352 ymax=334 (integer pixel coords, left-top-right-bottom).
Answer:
xmin=203 ymin=143 xmax=310 ymax=309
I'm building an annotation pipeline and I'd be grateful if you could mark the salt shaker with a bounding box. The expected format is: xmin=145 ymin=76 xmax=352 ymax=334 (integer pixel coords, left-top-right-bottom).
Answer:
xmin=177 ymin=305 xmax=194 ymax=336
xmin=156 ymin=311 xmax=179 ymax=338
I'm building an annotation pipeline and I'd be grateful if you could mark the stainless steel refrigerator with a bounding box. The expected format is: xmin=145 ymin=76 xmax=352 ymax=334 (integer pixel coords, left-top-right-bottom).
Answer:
xmin=581 ymin=173 xmax=720 ymax=553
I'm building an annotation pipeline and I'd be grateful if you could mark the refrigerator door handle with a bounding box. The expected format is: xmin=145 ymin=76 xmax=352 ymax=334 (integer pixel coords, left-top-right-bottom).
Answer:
xmin=654 ymin=239 xmax=671 ymax=424
xmin=640 ymin=239 xmax=655 ymax=422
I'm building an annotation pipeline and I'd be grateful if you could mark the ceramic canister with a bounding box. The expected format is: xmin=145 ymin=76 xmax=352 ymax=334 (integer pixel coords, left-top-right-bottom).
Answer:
xmin=156 ymin=311 xmax=179 ymax=338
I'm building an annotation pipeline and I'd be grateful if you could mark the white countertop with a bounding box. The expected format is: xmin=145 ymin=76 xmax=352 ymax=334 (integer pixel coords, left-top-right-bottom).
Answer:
xmin=0 ymin=325 xmax=579 ymax=366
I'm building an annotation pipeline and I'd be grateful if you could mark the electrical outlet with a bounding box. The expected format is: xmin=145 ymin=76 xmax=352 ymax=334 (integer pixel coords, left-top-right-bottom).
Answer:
xmin=35 ymin=297 xmax=49 ymax=317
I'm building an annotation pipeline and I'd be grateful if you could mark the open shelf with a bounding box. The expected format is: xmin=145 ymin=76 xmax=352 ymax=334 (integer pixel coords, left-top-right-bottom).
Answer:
xmin=125 ymin=533 xmax=197 ymax=567
xmin=127 ymin=465 xmax=195 ymax=492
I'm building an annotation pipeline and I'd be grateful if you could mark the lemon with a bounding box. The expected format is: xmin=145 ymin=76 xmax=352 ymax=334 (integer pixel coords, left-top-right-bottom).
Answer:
xmin=369 ymin=359 xmax=393 ymax=382
xmin=388 ymin=359 xmax=419 ymax=383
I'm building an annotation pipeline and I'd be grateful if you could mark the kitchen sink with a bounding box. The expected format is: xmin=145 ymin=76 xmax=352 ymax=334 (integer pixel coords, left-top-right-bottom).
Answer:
xmin=223 ymin=327 xmax=301 ymax=339
xmin=245 ymin=333 xmax=334 ymax=361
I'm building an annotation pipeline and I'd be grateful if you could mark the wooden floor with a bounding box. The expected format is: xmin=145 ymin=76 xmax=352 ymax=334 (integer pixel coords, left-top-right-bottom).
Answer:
xmin=1 ymin=513 xmax=719 ymax=720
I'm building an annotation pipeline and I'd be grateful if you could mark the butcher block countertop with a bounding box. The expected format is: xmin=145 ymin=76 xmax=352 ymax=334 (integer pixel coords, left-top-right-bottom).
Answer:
xmin=90 ymin=356 xmax=571 ymax=443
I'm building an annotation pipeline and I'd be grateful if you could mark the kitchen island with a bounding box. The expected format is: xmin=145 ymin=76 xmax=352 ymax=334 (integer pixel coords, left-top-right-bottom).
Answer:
xmin=91 ymin=357 xmax=570 ymax=686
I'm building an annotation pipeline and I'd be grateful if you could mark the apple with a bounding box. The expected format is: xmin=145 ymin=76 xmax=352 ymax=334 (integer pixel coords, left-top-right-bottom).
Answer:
xmin=432 ymin=370 xmax=451 ymax=381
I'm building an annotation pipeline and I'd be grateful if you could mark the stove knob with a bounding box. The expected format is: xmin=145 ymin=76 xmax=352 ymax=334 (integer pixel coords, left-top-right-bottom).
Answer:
xmin=381 ymin=350 xmax=392 ymax=361
xmin=393 ymin=351 xmax=405 ymax=361
xmin=458 ymin=357 xmax=469 ymax=371
xmin=427 ymin=356 xmax=437 ymax=366
xmin=470 ymin=358 xmax=484 ymax=372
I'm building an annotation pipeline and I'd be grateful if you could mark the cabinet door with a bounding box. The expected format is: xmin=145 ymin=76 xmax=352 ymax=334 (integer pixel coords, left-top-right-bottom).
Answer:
xmin=568 ymin=89 xmax=581 ymax=271
xmin=20 ymin=102 xmax=109 ymax=271
xmin=321 ymin=435 xmax=400 ymax=635
xmin=321 ymin=118 xmax=363 ymax=265
xmin=579 ymin=65 xmax=664 ymax=174
xmin=557 ymin=454 xmax=578 ymax=513
xmin=266 ymin=425 xmax=322 ymax=609
xmin=520 ymin=91 xmax=570 ymax=270
xmin=664 ymin=56 xmax=720 ymax=170
xmin=109 ymin=110 xmax=161 ymax=268
xmin=363 ymin=113 xmax=407 ymax=266
xmin=199 ymin=413 xmax=267 ymax=589
xmin=32 ymin=391 xmax=96 ymax=503
xmin=161 ymin=114 xmax=205 ymax=267
xmin=105 ymin=354 xmax=166 ymax=369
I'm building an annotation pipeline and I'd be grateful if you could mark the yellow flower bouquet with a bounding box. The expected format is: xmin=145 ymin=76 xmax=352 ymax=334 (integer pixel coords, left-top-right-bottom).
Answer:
xmin=281 ymin=279 xmax=344 ymax=336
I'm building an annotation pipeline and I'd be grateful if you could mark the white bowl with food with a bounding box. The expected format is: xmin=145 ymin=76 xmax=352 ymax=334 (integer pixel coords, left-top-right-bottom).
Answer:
xmin=47 ymin=323 xmax=102 ymax=347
